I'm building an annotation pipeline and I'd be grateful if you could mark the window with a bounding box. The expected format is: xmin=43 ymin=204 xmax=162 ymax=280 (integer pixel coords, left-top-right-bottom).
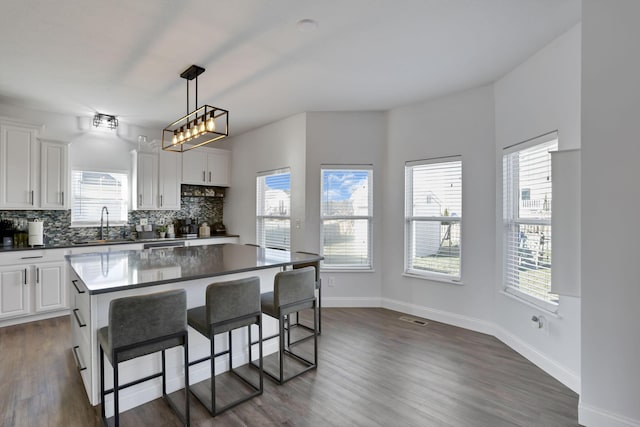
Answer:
xmin=71 ymin=170 xmax=129 ymax=226
xmin=321 ymin=167 xmax=372 ymax=269
xmin=256 ymin=168 xmax=291 ymax=249
xmin=503 ymin=133 xmax=558 ymax=307
xmin=405 ymin=157 xmax=462 ymax=281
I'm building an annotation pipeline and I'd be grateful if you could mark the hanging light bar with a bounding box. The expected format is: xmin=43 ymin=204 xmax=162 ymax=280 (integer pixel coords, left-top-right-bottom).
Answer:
xmin=162 ymin=65 xmax=229 ymax=152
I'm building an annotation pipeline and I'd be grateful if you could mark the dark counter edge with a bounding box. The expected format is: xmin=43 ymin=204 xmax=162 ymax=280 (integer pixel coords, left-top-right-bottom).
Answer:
xmin=69 ymin=250 xmax=324 ymax=296
xmin=0 ymin=234 xmax=240 ymax=253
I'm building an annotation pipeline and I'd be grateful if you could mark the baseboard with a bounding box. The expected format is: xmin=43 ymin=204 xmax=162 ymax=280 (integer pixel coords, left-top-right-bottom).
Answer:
xmin=380 ymin=297 xmax=579 ymax=394
xmin=493 ymin=325 xmax=580 ymax=393
xmin=579 ymin=401 xmax=640 ymax=427
xmin=380 ymin=297 xmax=495 ymax=335
xmin=0 ymin=309 xmax=69 ymax=328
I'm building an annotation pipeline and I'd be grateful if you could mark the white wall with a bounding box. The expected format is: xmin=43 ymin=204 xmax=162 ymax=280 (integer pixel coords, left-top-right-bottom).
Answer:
xmin=580 ymin=2 xmax=640 ymax=425
xmin=493 ymin=24 xmax=582 ymax=393
xmin=221 ymin=113 xmax=307 ymax=248
xmin=383 ymin=85 xmax=496 ymax=331
xmin=305 ymin=112 xmax=386 ymax=305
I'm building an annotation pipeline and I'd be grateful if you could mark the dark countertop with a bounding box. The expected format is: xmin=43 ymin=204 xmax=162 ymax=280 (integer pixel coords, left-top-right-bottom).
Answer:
xmin=0 ymin=234 xmax=239 ymax=253
xmin=66 ymin=243 xmax=322 ymax=295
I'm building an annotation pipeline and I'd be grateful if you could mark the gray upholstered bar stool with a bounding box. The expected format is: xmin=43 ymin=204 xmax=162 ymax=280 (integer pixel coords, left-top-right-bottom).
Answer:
xmin=252 ymin=267 xmax=318 ymax=384
xmin=287 ymin=254 xmax=322 ymax=344
xmin=187 ymin=276 xmax=263 ymax=416
xmin=98 ymin=289 xmax=190 ymax=427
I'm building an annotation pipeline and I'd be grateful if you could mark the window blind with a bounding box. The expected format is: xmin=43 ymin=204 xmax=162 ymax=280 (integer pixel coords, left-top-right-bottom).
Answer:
xmin=405 ymin=157 xmax=462 ymax=280
xmin=256 ymin=169 xmax=291 ymax=249
xmin=321 ymin=168 xmax=372 ymax=269
xmin=71 ymin=170 xmax=128 ymax=225
xmin=503 ymin=136 xmax=558 ymax=305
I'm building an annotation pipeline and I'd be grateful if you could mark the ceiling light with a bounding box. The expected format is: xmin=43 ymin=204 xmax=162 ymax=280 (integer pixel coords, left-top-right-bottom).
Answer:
xmin=92 ymin=113 xmax=118 ymax=130
xmin=162 ymin=64 xmax=229 ymax=152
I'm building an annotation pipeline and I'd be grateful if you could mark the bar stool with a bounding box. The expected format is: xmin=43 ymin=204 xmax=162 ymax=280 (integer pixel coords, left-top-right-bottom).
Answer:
xmin=187 ymin=277 xmax=263 ymax=416
xmin=287 ymin=254 xmax=322 ymax=344
xmin=98 ymin=289 xmax=190 ymax=427
xmin=253 ymin=267 xmax=317 ymax=384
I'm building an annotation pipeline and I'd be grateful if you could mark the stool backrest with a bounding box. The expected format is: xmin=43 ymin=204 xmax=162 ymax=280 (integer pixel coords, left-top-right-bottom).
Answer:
xmin=108 ymin=289 xmax=186 ymax=351
xmin=205 ymin=276 xmax=261 ymax=326
xmin=274 ymin=267 xmax=315 ymax=308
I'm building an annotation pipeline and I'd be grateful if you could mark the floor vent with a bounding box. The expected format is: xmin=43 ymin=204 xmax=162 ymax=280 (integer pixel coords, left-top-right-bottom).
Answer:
xmin=399 ymin=316 xmax=428 ymax=326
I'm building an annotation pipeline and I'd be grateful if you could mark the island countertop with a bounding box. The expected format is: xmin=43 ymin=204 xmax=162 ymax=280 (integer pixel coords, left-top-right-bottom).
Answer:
xmin=66 ymin=243 xmax=322 ymax=295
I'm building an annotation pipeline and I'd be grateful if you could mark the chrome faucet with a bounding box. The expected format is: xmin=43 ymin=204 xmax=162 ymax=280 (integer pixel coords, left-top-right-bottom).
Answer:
xmin=100 ymin=206 xmax=109 ymax=240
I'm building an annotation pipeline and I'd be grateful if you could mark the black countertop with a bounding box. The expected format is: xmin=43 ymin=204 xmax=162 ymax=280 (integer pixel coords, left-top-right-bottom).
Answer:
xmin=66 ymin=243 xmax=322 ymax=295
xmin=0 ymin=234 xmax=239 ymax=253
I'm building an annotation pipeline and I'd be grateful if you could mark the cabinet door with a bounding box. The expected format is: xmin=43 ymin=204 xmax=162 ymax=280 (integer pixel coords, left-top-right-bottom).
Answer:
xmin=137 ymin=153 xmax=158 ymax=209
xmin=40 ymin=141 xmax=68 ymax=209
xmin=34 ymin=262 xmax=67 ymax=313
xmin=158 ymin=150 xmax=181 ymax=210
xmin=0 ymin=266 xmax=30 ymax=319
xmin=181 ymin=149 xmax=207 ymax=185
xmin=0 ymin=123 xmax=39 ymax=208
xmin=207 ymin=150 xmax=230 ymax=186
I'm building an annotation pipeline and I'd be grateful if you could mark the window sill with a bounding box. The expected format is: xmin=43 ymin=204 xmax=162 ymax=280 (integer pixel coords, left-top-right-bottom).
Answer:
xmin=500 ymin=288 xmax=561 ymax=317
xmin=402 ymin=272 xmax=463 ymax=285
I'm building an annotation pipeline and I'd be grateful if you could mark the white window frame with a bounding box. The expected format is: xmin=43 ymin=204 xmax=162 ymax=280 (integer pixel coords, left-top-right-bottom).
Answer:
xmin=320 ymin=165 xmax=373 ymax=271
xmin=70 ymin=169 xmax=129 ymax=227
xmin=256 ymin=168 xmax=291 ymax=250
xmin=502 ymin=132 xmax=558 ymax=312
xmin=404 ymin=156 xmax=462 ymax=283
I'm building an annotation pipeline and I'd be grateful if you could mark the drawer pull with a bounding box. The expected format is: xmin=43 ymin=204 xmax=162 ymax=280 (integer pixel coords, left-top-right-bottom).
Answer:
xmin=73 ymin=309 xmax=86 ymax=328
xmin=72 ymin=346 xmax=87 ymax=371
xmin=20 ymin=255 xmax=43 ymax=260
xmin=71 ymin=279 xmax=85 ymax=294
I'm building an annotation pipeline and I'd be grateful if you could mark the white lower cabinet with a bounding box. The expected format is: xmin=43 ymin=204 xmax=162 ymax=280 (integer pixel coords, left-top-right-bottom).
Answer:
xmin=0 ymin=250 xmax=68 ymax=324
xmin=0 ymin=266 xmax=30 ymax=319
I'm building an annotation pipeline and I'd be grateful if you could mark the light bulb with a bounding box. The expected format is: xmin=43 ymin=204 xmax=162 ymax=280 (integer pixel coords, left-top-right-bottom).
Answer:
xmin=178 ymin=127 xmax=184 ymax=142
xmin=192 ymin=119 xmax=199 ymax=137
xmin=206 ymin=114 xmax=216 ymax=132
xmin=199 ymin=118 xmax=206 ymax=133
xmin=172 ymin=131 xmax=178 ymax=145
xmin=185 ymin=126 xmax=192 ymax=140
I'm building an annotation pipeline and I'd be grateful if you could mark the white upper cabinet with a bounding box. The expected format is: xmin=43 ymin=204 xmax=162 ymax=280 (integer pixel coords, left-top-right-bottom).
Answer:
xmin=182 ymin=147 xmax=230 ymax=187
xmin=40 ymin=141 xmax=69 ymax=209
xmin=158 ymin=149 xmax=181 ymax=210
xmin=136 ymin=152 xmax=158 ymax=210
xmin=0 ymin=120 xmax=68 ymax=210
xmin=0 ymin=121 xmax=40 ymax=208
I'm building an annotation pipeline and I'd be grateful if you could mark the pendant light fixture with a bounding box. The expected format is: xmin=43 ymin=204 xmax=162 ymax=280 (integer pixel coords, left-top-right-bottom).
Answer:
xmin=162 ymin=65 xmax=229 ymax=152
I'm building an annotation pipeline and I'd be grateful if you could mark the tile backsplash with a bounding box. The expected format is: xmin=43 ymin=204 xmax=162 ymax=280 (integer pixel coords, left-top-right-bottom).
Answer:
xmin=0 ymin=186 xmax=224 ymax=245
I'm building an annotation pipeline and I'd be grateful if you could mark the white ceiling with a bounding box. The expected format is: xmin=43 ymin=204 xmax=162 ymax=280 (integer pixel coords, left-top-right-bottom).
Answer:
xmin=0 ymin=0 xmax=580 ymax=136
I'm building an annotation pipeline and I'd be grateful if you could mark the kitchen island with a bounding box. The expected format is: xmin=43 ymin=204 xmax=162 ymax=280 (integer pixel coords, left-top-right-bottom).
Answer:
xmin=66 ymin=243 xmax=321 ymax=416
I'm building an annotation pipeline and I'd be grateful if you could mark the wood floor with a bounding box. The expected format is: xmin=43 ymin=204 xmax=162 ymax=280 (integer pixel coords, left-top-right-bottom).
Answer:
xmin=0 ymin=308 xmax=580 ymax=427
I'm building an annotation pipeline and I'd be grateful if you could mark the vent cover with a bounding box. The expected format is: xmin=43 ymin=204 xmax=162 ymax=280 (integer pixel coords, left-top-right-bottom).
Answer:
xmin=398 ymin=316 xmax=428 ymax=326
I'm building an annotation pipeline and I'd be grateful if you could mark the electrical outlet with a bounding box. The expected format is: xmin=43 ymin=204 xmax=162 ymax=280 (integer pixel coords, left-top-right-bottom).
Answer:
xmin=328 ymin=276 xmax=335 ymax=287
xmin=139 ymin=218 xmax=148 ymax=226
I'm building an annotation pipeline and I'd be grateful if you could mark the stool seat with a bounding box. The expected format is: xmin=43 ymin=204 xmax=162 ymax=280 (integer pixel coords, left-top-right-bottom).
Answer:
xmin=261 ymin=291 xmax=314 ymax=319
xmin=187 ymin=305 xmax=258 ymax=336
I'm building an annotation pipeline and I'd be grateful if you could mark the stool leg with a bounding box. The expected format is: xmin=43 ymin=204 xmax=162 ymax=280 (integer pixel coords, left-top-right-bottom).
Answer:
xmin=314 ymin=302 xmax=318 ymax=366
xmin=183 ymin=334 xmax=190 ymax=427
xmin=162 ymin=349 xmax=167 ymax=396
xmin=100 ymin=345 xmax=106 ymax=421
xmin=318 ymin=282 xmax=322 ymax=335
xmin=228 ymin=330 xmax=233 ymax=372
xmin=210 ymin=330 xmax=216 ymax=415
xmin=279 ymin=313 xmax=285 ymax=384
xmin=114 ymin=357 xmax=119 ymax=427
xmin=248 ymin=324 xmax=253 ymax=362
xmin=258 ymin=319 xmax=264 ymax=392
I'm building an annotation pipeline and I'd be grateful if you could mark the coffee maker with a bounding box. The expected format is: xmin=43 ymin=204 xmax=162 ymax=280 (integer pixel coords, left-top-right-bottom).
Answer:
xmin=178 ymin=218 xmax=198 ymax=238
